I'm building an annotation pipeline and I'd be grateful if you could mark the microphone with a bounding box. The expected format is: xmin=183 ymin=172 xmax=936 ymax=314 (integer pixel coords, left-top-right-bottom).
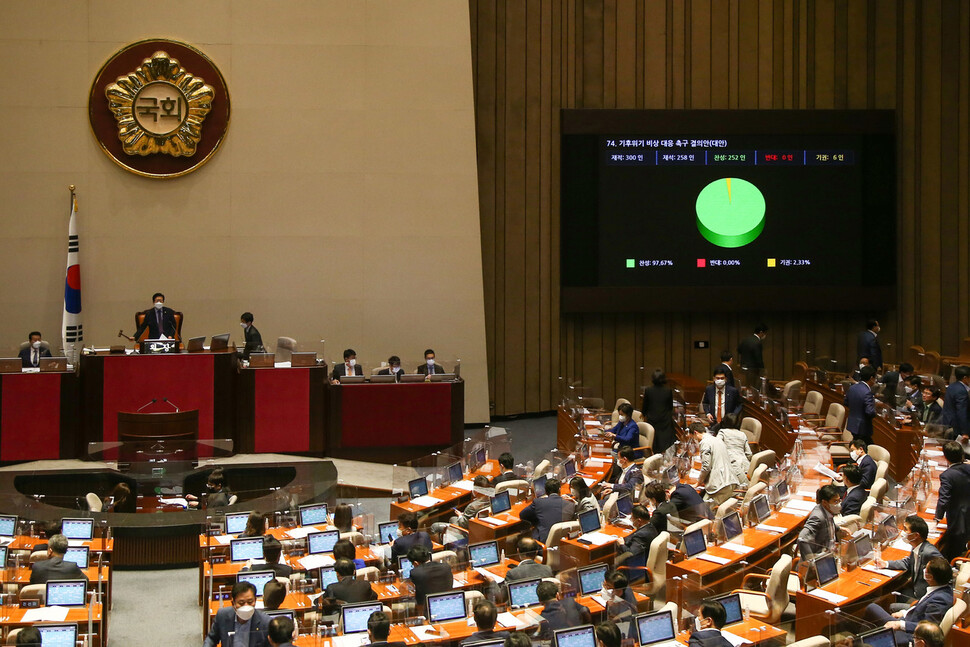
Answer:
xmin=162 ymin=397 xmax=180 ymax=413
xmin=136 ymin=399 xmax=157 ymax=412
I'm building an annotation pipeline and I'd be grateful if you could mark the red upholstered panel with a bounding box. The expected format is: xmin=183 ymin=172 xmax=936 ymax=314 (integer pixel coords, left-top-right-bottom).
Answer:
xmin=102 ymin=354 xmax=215 ymax=442
xmin=1 ymin=374 xmax=61 ymax=461
xmin=254 ymin=369 xmax=310 ymax=452
xmin=340 ymin=383 xmax=452 ymax=447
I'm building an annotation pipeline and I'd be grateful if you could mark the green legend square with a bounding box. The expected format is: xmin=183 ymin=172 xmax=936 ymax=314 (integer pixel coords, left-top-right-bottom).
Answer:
xmin=626 ymin=258 xmax=635 ymax=268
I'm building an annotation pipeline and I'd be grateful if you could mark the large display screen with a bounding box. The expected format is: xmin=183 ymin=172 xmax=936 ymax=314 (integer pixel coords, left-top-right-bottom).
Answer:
xmin=561 ymin=110 xmax=895 ymax=311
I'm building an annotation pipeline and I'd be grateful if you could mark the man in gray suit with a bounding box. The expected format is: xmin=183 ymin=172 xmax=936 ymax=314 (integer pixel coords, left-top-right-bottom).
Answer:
xmin=874 ymin=515 xmax=942 ymax=608
xmin=204 ymin=581 xmax=270 ymax=647
xmin=797 ymin=484 xmax=842 ymax=562
xmin=505 ymin=536 xmax=552 ymax=581
xmin=29 ymin=534 xmax=87 ymax=585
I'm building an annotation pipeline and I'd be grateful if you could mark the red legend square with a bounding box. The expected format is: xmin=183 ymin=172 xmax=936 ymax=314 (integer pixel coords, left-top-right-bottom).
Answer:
xmin=696 ymin=258 xmax=706 ymax=267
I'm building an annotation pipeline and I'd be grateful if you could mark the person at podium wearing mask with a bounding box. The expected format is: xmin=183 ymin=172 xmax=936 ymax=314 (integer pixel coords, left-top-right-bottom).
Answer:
xmin=332 ymin=348 xmax=364 ymax=381
xmin=126 ymin=292 xmax=177 ymax=341
xmin=376 ymin=355 xmax=404 ymax=381
xmin=239 ymin=312 xmax=264 ymax=360
xmin=18 ymin=331 xmax=51 ymax=368
xmin=416 ymin=348 xmax=445 ymax=376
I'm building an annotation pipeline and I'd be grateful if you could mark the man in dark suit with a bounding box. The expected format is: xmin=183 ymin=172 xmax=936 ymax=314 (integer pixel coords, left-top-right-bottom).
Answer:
xmin=366 ymin=611 xmax=406 ymax=647
xmin=489 ymin=452 xmax=518 ymax=487
xmin=836 ymin=439 xmax=877 ymax=489
xmin=376 ymin=356 xmax=404 ymax=382
xmin=798 ymin=484 xmax=841 ymax=562
xmin=390 ymin=512 xmax=432 ymax=563
xmin=689 ymin=601 xmax=734 ymax=647
xmin=239 ymin=312 xmax=265 ymax=360
xmin=643 ymin=482 xmax=679 ymax=533
xmin=505 ymin=536 xmax=552 ymax=581
xmin=460 ymin=600 xmax=510 ymax=646
xmin=845 ymin=366 xmax=877 ymax=443
xmin=941 ymin=366 xmax=970 ymax=441
xmin=702 ymin=368 xmax=742 ymax=430
xmin=715 ymin=351 xmax=736 ymax=388
xmin=241 ymin=536 xmax=292 ymax=578
xmin=535 ymin=580 xmax=591 ymax=640
xmin=519 ymin=477 xmax=576 ymax=543
xmin=935 ymin=440 xmax=970 ymax=560
xmin=332 ymin=348 xmax=365 ymax=381
xmin=880 ymin=362 xmax=914 ymax=407
xmin=875 ymin=515 xmax=943 ymax=606
xmin=416 ymin=348 xmax=446 ymax=375
xmin=737 ymin=324 xmax=767 ymax=387
xmin=204 ymin=581 xmax=270 ymax=647
xmin=18 ymin=331 xmax=52 ymax=368
xmin=838 ymin=464 xmax=868 ymax=516
xmin=864 ymin=556 xmax=953 ymax=646
xmin=131 ymin=292 xmax=178 ymax=340
xmin=600 ymin=448 xmax=643 ymax=497
xmin=320 ymin=558 xmax=377 ymax=607
xmin=856 ymin=319 xmax=883 ymax=370
xmin=28 ymin=534 xmax=87 ymax=584
xmin=667 ymin=481 xmax=711 ymax=524
xmin=267 ymin=616 xmax=296 ymax=647
xmin=617 ymin=505 xmax=658 ymax=558
xmin=407 ymin=545 xmax=452 ymax=609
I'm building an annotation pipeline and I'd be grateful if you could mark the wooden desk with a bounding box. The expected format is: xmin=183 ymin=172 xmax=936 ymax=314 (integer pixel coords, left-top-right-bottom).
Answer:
xmin=0 ymin=370 xmax=79 ymax=460
xmin=794 ymin=565 xmax=904 ymax=640
xmin=0 ymin=603 xmax=104 ymax=647
xmin=676 ymin=619 xmax=787 ymax=646
xmin=7 ymin=536 xmax=114 ymax=555
xmin=235 ymin=365 xmax=328 ymax=455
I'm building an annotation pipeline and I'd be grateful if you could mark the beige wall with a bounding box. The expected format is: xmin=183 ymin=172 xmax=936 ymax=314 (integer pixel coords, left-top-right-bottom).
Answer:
xmin=0 ymin=0 xmax=490 ymax=422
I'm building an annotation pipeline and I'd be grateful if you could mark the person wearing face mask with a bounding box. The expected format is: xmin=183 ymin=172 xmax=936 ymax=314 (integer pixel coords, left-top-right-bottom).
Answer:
xmin=615 ymin=504 xmax=658 ymax=559
xmin=874 ymin=515 xmax=942 ymax=607
xmin=845 ymin=365 xmax=877 ymax=443
xmin=689 ymin=600 xmax=734 ymax=647
xmin=535 ymin=580 xmax=591 ymax=641
xmin=18 ymin=331 xmax=51 ymax=368
xmin=836 ymin=464 xmax=867 ymax=516
xmin=834 ymin=439 xmax=876 ymax=490
xmin=203 ymin=580 xmax=270 ymax=647
xmin=238 ymin=312 xmax=264 ymax=360
xmin=643 ymin=482 xmax=680 ymax=533
xmin=856 ymin=318 xmax=883 ymax=371
xmin=864 ymin=556 xmax=953 ymax=646
xmin=797 ymin=484 xmax=842 ymax=562
xmin=416 ymin=348 xmax=445 ymax=376
xmin=601 ymin=571 xmax=637 ymax=633
xmin=880 ymin=362 xmax=914 ymax=407
xmin=604 ymin=403 xmax=639 ymax=455
xmin=187 ymin=469 xmax=232 ymax=508
xmin=600 ymin=447 xmax=643 ymax=497
xmin=127 ymin=292 xmax=178 ymax=341
xmin=376 ymin=355 xmax=404 ymax=382
xmin=332 ymin=348 xmax=364 ymax=381
xmin=702 ymin=369 xmax=742 ymax=432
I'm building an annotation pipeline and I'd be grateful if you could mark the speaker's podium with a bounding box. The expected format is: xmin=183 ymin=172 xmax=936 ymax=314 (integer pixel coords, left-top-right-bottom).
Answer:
xmin=114 ymin=409 xmax=200 ymax=475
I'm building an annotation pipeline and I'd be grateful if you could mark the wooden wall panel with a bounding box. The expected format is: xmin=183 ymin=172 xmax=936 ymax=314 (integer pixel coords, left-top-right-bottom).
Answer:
xmin=469 ymin=0 xmax=970 ymax=416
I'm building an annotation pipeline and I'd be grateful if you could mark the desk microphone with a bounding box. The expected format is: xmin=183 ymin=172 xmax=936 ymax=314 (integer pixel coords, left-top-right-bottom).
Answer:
xmin=136 ymin=399 xmax=157 ymax=412
xmin=162 ymin=397 xmax=180 ymax=413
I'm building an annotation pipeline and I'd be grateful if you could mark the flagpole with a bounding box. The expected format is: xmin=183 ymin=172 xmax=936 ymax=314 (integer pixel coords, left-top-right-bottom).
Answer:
xmin=63 ymin=186 xmax=82 ymax=367
xmin=69 ymin=185 xmax=75 ymax=366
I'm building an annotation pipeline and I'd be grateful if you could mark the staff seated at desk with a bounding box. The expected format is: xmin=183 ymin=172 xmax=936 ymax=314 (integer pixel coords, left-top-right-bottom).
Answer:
xmin=29 ymin=534 xmax=87 ymax=584
xmin=332 ymin=348 xmax=364 ymax=382
xmin=334 ymin=538 xmax=367 ymax=571
xmin=241 ymin=536 xmax=292 ymax=578
xmin=602 ymin=571 xmax=637 ymax=633
xmin=873 ymin=515 xmax=942 ymax=608
xmin=534 ymin=579 xmax=592 ymax=640
xmin=838 ymin=464 xmax=867 ymax=516
xmin=863 ymin=556 xmax=953 ymax=646
xmin=797 ymin=484 xmax=841 ymax=562
xmin=204 ymin=581 xmax=271 ymax=647
xmin=643 ymin=482 xmax=680 ymax=533
xmin=19 ymin=331 xmax=52 ymax=368
xmin=267 ymin=615 xmax=297 ymax=647
xmin=689 ymin=600 xmax=734 ymax=647
xmin=376 ymin=356 xmax=403 ymax=382
xmin=520 ymin=477 xmax=576 ymax=542
xmin=505 ymin=536 xmax=552 ymax=581
xmin=615 ymin=505 xmax=658 ymax=560
xmin=408 ymin=544 xmax=453 ymax=609
xmin=569 ymin=476 xmax=602 ymax=520
xmin=599 ymin=448 xmax=642 ymax=498
xmin=460 ymin=599 xmax=510 ymax=646
xmin=317 ymin=558 xmax=378 ymax=612
xmin=365 ymin=611 xmax=399 ymax=647
xmin=188 ymin=469 xmax=232 ymax=508
xmin=490 ymin=452 xmax=518 ymax=487
xmin=391 ymin=511 xmax=433 ymax=563
xmin=604 ymin=403 xmax=639 ymax=456
xmin=262 ymin=579 xmax=287 ymax=611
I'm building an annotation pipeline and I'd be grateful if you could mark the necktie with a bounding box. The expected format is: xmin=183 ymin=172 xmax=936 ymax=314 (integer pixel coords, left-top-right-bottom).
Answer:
xmin=156 ymin=309 xmax=163 ymax=335
xmin=716 ymin=390 xmax=723 ymax=422
xmin=32 ymin=350 xmax=38 ymax=367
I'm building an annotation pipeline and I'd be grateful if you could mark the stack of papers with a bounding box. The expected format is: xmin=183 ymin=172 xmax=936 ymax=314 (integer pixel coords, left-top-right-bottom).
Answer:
xmin=696 ymin=553 xmax=731 ymax=565
xmin=579 ymin=532 xmax=616 ymax=546
xmin=408 ymin=626 xmax=448 ymax=642
xmin=409 ymin=495 xmax=443 ymax=508
xmin=809 ymin=589 xmax=848 ymax=603
xmin=755 ymin=523 xmax=786 ymax=534
xmin=298 ymin=554 xmax=335 ymax=570
xmin=721 ymin=630 xmax=749 ymax=646
xmin=480 ymin=517 xmax=507 ymax=526
xmin=812 ymin=463 xmax=839 ymax=479
xmin=720 ymin=542 xmax=753 ymax=554
xmin=285 ymin=526 xmax=322 ymax=539
xmin=159 ymin=497 xmax=189 ymax=508
xmin=21 ymin=606 xmax=70 ymax=622
xmin=451 ymin=480 xmax=475 ymax=491
xmin=785 ymin=499 xmax=816 ymax=511
xmin=213 ymin=534 xmax=235 ymax=545
xmin=474 ymin=567 xmax=504 ymax=584
xmin=497 ymin=612 xmax=527 ymax=628
xmin=861 ymin=564 xmax=901 ymax=577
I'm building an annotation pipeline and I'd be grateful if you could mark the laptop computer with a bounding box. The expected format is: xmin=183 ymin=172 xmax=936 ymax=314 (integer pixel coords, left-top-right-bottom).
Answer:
xmin=36 ymin=623 xmax=78 ymax=647
xmin=635 ymin=610 xmax=680 ymax=647
xmin=614 ymin=493 xmax=633 ymax=519
xmin=664 ymin=464 xmax=679 ymax=484
xmin=874 ymin=513 xmax=899 ymax=544
xmin=468 ymin=540 xmax=500 ymax=567
xmin=533 ymin=474 xmax=548 ymax=497
xmin=562 ymin=458 xmax=577 ymax=478
xmin=339 ymin=374 xmax=366 ymax=384
xmin=555 ymin=625 xmax=597 ymax=647
xmin=291 ymin=352 xmax=316 ymax=367
xmin=185 ymin=336 xmax=206 ymax=352
xmin=426 ymin=590 xmax=467 ymax=622
xmin=61 ymin=518 xmax=94 ymax=541
xmin=264 ymin=609 xmax=296 ymax=622
xmin=249 ymin=352 xmax=275 ymax=368
xmin=720 ymin=511 xmax=743 ymax=542
xmin=369 ymin=373 xmax=396 ymax=383
xmin=230 ymin=537 xmax=264 ymax=562
xmin=45 ymin=580 xmax=87 ymax=607
xmin=225 ymin=511 xmax=252 ymax=535
xmin=399 ymin=373 xmax=426 ymax=383
xmin=408 ymin=477 xmax=429 ymax=500
xmin=319 ymin=565 xmax=339 ymax=588
xmin=237 ymin=570 xmax=276 ymax=597
xmin=39 ymin=357 xmax=67 ymax=372
xmin=0 ymin=546 xmax=7 ymax=567
xmin=490 ymin=490 xmax=512 ymax=515
xmin=507 ymin=577 xmax=542 ymax=609
xmin=682 ymin=528 xmax=707 ymax=558
xmin=397 ymin=556 xmax=414 ymax=580
xmin=709 ymin=592 xmax=744 ymax=625
xmin=341 ymin=601 xmax=384 ymax=634
xmin=577 ymin=563 xmax=609 ymax=596
xmin=851 ymin=532 xmax=875 ymax=567
xmin=298 ymin=503 xmax=329 ymax=527
xmin=443 ymin=461 xmax=464 ymax=487
xmin=0 ymin=359 xmax=21 ymax=374
xmin=377 ymin=521 xmax=399 ymax=544
xmin=578 ymin=509 xmax=601 ymax=535
xmin=858 ymin=627 xmax=896 ymax=647
xmin=63 ymin=546 xmax=89 ymax=569
xmin=210 ymin=334 xmax=231 ymax=351
xmin=308 ymin=530 xmax=340 ymax=555
xmin=0 ymin=515 xmax=18 ymax=538
xmin=429 ymin=373 xmax=456 ymax=382
xmin=813 ymin=553 xmax=840 ymax=587
xmin=750 ymin=494 xmax=772 ymax=524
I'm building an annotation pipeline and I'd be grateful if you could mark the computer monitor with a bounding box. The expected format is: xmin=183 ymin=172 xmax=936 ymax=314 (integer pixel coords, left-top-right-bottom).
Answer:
xmin=578 ymin=509 xmax=601 ymax=534
xmin=476 ymin=447 xmax=487 ymax=466
xmin=230 ymin=537 xmax=264 ymax=562
xmin=225 ymin=512 xmax=252 ymax=535
xmin=874 ymin=514 xmax=899 ymax=544
xmin=463 ymin=641 xmax=505 ymax=647
xmin=468 ymin=540 xmax=500 ymax=567
xmin=665 ymin=464 xmax=679 ymax=484
xmin=341 ymin=601 xmax=384 ymax=634
xmin=45 ymin=580 xmax=87 ymax=607
xmin=563 ymin=458 xmax=577 ymax=477
xmin=308 ymin=530 xmax=340 ymax=555
xmin=615 ymin=493 xmax=633 ymax=517
xmin=507 ymin=578 xmax=542 ymax=608
xmin=319 ymin=565 xmax=338 ymax=589
xmin=264 ymin=609 xmax=296 ymax=622
xmin=579 ymin=443 xmax=590 ymax=462
xmin=682 ymin=528 xmax=707 ymax=558
xmin=574 ymin=563 xmax=607 ymax=596
xmin=720 ymin=511 xmax=743 ymax=541
xmin=426 ymin=590 xmax=467 ymax=622
xmin=61 ymin=518 xmax=94 ymax=541
xmin=237 ymin=570 xmax=276 ymax=597
xmin=751 ymin=494 xmax=772 ymax=524
xmin=397 ymin=556 xmax=414 ymax=580
xmin=775 ymin=479 xmax=790 ymax=501
xmin=36 ymin=623 xmax=78 ymax=647
xmin=0 ymin=515 xmax=17 ymax=537
xmin=533 ymin=474 xmax=548 ymax=497
xmin=635 ymin=610 xmax=677 ymax=647
xmin=710 ymin=593 xmax=743 ymax=625
xmin=555 ymin=625 xmax=597 ymax=647
xmin=0 ymin=546 xmax=6 ymax=567
xmin=445 ymin=461 xmax=464 ymax=486
xmin=814 ymin=553 xmax=839 ymax=586
xmin=298 ymin=503 xmax=329 ymax=527
xmin=858 ymin=627 xmax=896 ymax=647
xmin=852 ymin=533 xmax=874 ymax=566
xmin=378 ymin=521 xmax=399 ymax=544
xmin=63 ymin=546 xmax=89 ymax=569
xmin=490 ymin=490 xmax=512 ymax=515
xmin=408 ymin=477 xmax=429 ymax=499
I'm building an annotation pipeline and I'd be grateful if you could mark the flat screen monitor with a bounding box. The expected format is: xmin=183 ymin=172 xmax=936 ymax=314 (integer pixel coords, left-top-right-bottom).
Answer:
xmin=264 ymin=609 xmax=296 ymax=622
xmin=61 ymin=518 xmax=94 ymax=541
xmin=225 ymin=512 xmax=252 ymax=535
xmin=665 ymin=464 xmax=679 ymax=484
xmin=533 ymin=475 xmax=548 ymax=497
xmin=237 ymin=570 xmax=275 ymax=597
xmin=0 ymin=546 xmax=6 ymax=567
xmin=563 ymin=458 xmax=577 ymax=477
xmin=63 ymin=546 xmax=89 ymax=569
xmin=814 ymin=553 xmax=839 ymax=586
xmin=579 ymin=443 xmax=591 ymax=461
xmin=555 ymin=625 xmax=597 ymax=647
xmin=45 ymin=580 xmax=87 ymax=607
xmin=859 ymin=628 xmax=896 ymax=647
xmin=751 ymin=494 xmax=772 ymax=523
xmin=397 ymin=556 xmax=414 ymax=580
xmin=490 ymin=490 xmax=512 ymax=515
xmin=710 ymin=593 xmax=743 ymax=625
xmin=775 ymin=479 xmax=790 ymax=501
xmin=378 ymin=521 xmax=399 ymax=544
xmin=0 ymin=515 xmax=17 ymax=537
xmin=319 ymin=565 xmax=338 ymax=589
xmin=507 ymin=577 xmax=542 ymax=608
xmin=426 ymin=590 xmax=467 ymax=622
xmin=852 ymin=533 xmax=874 ymax=565
xmin=408 ymin=477 xmax=429 ymax=499
xmin=307 ymin=530 xmax=340 ymax=555
xmin=298 ymin=503 xmax=329 ymax=527
xmin=468 ymin=540 xmax=500 ymax=567
xmin=682 ymin=529 xmax=707 ymax=558
xmin=446 ymin=461 xmax=464 ymax=485
xmin=615 ymin=493 xmax=633 ymax=517
xmin=578 ymin=509 xmax=601 ymax=534
xmin=635 ymin=610 xmax=677 ymax=647
xmin=230 ymin=537 xmax=264 ymax=562
xmin=341 ymin=601 xmax=383 ymax=634
xmin=577 ymin=563 xmax=609 ymax=596
xmin=875 ymin=514 xmax=899 ymax=544
xmin=36 ymin=624 xmax=78 ymax=647
xmin=720 ymin=511 xmax=743 ymax=541
xmin=476 ymin=447 xmax=487 ymax=466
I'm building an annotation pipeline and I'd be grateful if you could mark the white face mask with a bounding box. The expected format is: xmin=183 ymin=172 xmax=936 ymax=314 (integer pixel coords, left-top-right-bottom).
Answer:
xmin=850 ymin=450 xmax=860 ymax=461
xmin=31 ymin=341 xmax=41 ymax=349
xmin=825 ymin=501 xmax=841 ymax=515
xmin=618 ymin=415 xmax=627 ymax=423
xmin=905 ymin=386 xmax=914 ymax=394
xmin=426 ymin=358 xmax=435 ymax=366
xmin=600 ymin=586 xmax=614 ymax=602
xmin=154 ymin=301 xmax=163 ymax=310
xmin=695 ymin=617 xmax=706 ymax=632
xmin=235 ymin=604 xmax=255 ymax=622
xmin=714 ymin=379 xmax=726 ymax=388
xmin=239 ymin=322 xmax=248 ymax=328
xmin=348 ymin=359 xmax=356 ymax=367
xmin=391 ymin=366 xmax=401 ymax=373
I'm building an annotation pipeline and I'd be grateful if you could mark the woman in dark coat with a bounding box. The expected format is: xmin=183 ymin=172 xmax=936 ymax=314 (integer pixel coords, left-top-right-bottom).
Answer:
xmin=642 ymin=369 xmax=675 ymax=455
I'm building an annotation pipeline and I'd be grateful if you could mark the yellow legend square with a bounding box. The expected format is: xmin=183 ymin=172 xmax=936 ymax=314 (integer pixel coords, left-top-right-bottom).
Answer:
xmin=767 ymin=258 xmax=776 ymax=267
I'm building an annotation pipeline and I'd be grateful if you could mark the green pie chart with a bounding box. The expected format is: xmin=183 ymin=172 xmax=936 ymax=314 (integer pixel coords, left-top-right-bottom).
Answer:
xmin=695 ymin=178 xmax=766 ymax=248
